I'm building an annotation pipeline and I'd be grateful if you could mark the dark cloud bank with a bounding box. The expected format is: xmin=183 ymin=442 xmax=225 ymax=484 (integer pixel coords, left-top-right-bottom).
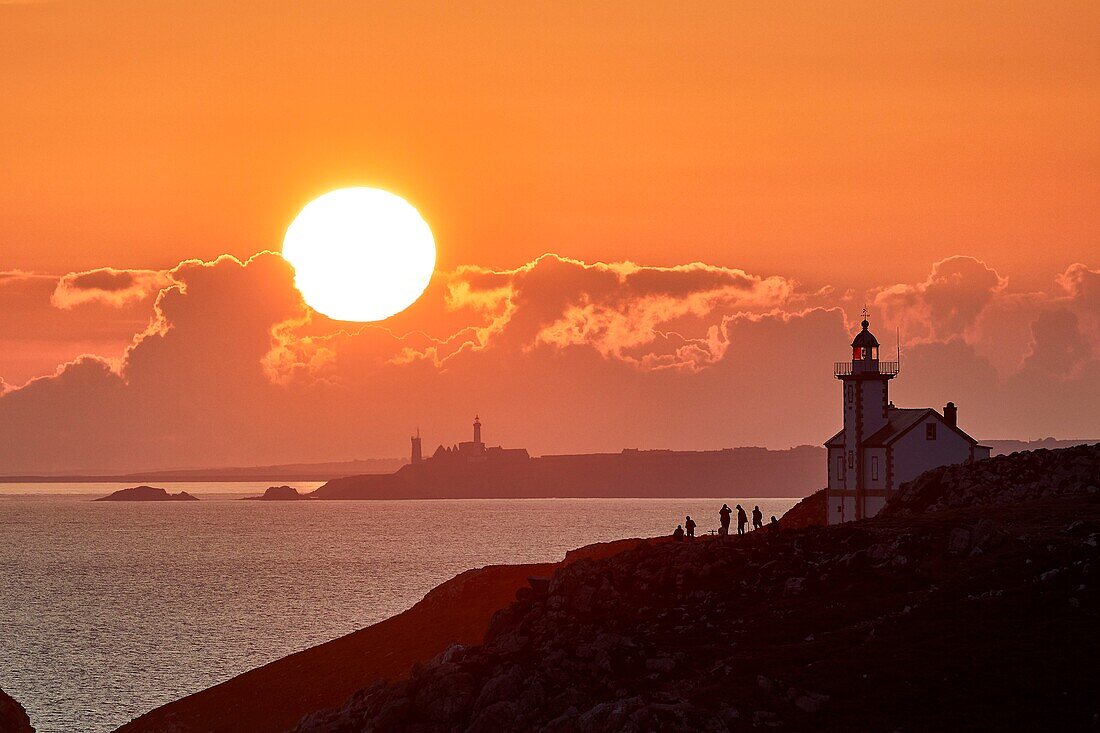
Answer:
xmin=0 ymin=252 xmax=1096 ymax=473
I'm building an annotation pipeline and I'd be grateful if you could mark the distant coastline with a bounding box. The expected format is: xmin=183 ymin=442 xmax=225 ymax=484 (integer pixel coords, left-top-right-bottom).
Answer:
xmin=309 ymin=439 xmax=1100 ymax=501
xmin=0 ymin=458 xmax=406 ymax=484
xmin=2 ymin=438 xmax=1090 ymax=487
xmin=312 ymin=446 xmax=826 ymax=500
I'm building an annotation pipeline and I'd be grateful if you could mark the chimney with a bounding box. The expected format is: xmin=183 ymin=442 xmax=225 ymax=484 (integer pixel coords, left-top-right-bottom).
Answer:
xmin=944 ymin=402 xmax=957 ymax=427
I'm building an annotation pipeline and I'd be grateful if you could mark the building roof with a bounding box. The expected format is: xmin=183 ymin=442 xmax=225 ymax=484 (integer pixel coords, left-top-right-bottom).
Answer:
xmin=864 ymin=407 xmax=980 ymax=447
xmin=824 ymin=406 xmax=982 ymax=448
xmin=862 ymin=408 xmax=935 ymax=446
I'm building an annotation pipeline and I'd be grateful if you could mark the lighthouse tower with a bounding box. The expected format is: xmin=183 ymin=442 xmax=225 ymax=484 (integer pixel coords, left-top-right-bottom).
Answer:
xmin=410 ymin=428 xmax=423 ymax=465
xmin=832 ymin=316 xmax=898 ymax=521
xmin=472 ymin=415 xmax=483 ymax=446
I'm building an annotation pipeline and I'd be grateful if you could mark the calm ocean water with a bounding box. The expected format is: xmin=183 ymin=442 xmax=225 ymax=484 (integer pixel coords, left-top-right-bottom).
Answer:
xmin=0 ymin=486 xmax=797 ymax=733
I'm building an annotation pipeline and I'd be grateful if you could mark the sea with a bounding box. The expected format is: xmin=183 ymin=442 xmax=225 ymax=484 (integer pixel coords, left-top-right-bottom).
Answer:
xmin=0 ymin=483 xmax=797 ymax=733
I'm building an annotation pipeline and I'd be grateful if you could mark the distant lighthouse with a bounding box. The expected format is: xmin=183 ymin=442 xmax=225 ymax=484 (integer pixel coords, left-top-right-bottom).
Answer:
xmin=473 ymin=415 xmax=483 ymax=446
xmin=411 ymin=428 xmax=423 ymax=465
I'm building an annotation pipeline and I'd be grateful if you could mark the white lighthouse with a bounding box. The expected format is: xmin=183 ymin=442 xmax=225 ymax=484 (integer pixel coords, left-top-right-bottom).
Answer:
xmin=824 ymin=316 xmax=991 ymax=524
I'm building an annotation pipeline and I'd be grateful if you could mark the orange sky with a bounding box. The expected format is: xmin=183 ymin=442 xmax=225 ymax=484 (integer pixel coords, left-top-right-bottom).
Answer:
xmin=1 ymin=1 xmax=1099 ymax=471
xmin=2 ymin=1 xmax=1097 ymax=288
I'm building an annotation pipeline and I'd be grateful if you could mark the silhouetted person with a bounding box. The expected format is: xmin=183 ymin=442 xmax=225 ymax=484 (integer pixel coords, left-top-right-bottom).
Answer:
xmin=685 ymin=516 xmax=696 ymax=538
xmin=770 ymin=515 xmax=779 ymax=533
xmin=752 ymin=505 xmax=763 ymax=530
xmin=719 ymin=504 xmax=732 ymax=536
xmin=736 ymin=504 xmax=748 ymax=535
xmin=672 ymin=524 xmax=685 ymax=542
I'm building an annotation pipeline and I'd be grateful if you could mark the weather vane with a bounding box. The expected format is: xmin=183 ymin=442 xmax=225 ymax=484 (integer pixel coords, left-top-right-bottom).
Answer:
xmin=861 ymin=305 xmax=869 ymax=320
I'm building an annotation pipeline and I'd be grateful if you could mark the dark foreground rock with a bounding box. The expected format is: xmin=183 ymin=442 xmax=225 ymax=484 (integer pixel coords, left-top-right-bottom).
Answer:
xmin=776 ymin=487 xmax=825 ymax=528
xmin=246 ymin=485 xmax=306 ymax=500
xmin=0 ymin=688 xmax=34 ymax=733
xmin=95 ymin=486 xmax=199 ymax=501
xmin=883 ymin=442 xmax=1100 ymax=516
xmin=296 ymin=446 xmax=1100 ymax=732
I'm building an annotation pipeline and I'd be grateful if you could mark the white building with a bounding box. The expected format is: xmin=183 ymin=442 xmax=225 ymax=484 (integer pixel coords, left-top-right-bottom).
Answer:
xmin=824 ymin=318 xmax=991 ymax=524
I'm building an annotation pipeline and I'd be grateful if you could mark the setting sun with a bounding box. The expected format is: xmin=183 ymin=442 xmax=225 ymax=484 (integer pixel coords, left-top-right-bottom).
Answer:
xmin=281 ymin=187 xmax=436 ymax=322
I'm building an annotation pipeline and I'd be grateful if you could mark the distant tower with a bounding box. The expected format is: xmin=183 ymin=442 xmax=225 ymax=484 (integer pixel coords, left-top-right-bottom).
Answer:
xmin=411 ymin=428 xmax=423 ymax=465
xmin=834 ymin=314 xmax=898 ymax=520
xmin=473 ymin=415 xmax=482 ymax=445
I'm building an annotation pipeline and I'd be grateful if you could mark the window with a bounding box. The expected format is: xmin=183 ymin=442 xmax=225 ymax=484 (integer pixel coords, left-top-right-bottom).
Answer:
xmin=847 ymin=450 xmax=854 ymax=468
xmin=871 ymin=456 xmax=879 ymax=480
xmin=926 ymin=423 xmax=937 ymax=440
xmin=837 ymin=455 xmax=845 ymax=480
xmin=871 ymin=346 xmax=878 ymax=359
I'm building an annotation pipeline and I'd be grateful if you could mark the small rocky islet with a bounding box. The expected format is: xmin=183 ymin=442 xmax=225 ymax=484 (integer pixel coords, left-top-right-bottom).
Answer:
xmin=94 ymin=486 xmax=199 ymax=502
xmin=245 ymin=485 xmax=307 ymax=501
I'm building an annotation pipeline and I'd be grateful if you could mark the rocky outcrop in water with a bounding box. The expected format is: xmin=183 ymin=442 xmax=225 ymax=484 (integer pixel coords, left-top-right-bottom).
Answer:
xmin=0 ymin=688 xmax=34 ymax=733
xmin=247 ymin=485 xmax=305 ymax=500
xmin=95 ymin=486 xmax=199 ymax=501
xmin=296 ymin=445 xmax=1100 ymax=732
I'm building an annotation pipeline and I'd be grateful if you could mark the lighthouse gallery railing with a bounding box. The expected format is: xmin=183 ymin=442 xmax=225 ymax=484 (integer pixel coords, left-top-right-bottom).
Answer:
xmin=834 ymin=361 xmax=899 ymax=377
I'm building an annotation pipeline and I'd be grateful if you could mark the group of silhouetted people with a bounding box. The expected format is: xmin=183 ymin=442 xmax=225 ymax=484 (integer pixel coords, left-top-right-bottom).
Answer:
xmin=672 ymin=503 xmax=778 ymax=541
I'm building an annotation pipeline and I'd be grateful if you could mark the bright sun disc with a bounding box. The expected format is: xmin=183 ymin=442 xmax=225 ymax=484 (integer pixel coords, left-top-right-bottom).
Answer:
xmin=282 ymin=187 xmax=436 ymax=322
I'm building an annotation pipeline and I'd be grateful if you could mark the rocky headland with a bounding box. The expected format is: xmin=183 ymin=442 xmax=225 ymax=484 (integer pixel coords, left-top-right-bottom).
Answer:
xmin=94 ymin=486 xmax=199 ymax=501
xmin=0 ymin=688 xmax=34 ymax=733
xmin=246 ymin=485 xmax=306 ymax=500
xmin=118 ymin=444 xmax=1100 ymax=732
xmin=294 ymin=444 xmax=1099 ymax=732
xmin=309 ymin=447 xmax=823 ymax=500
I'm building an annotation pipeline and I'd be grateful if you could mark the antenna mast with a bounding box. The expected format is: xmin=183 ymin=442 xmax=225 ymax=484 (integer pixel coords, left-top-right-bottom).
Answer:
xmin=896 ymin=326 xmax=901 ymax=373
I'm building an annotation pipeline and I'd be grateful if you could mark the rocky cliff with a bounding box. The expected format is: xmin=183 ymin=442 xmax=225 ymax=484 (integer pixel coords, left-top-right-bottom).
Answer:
xmin=295 ymin=445 xmax=1100 ymax=732
xmin=0 ymin=688 xmax=34 ymax=733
